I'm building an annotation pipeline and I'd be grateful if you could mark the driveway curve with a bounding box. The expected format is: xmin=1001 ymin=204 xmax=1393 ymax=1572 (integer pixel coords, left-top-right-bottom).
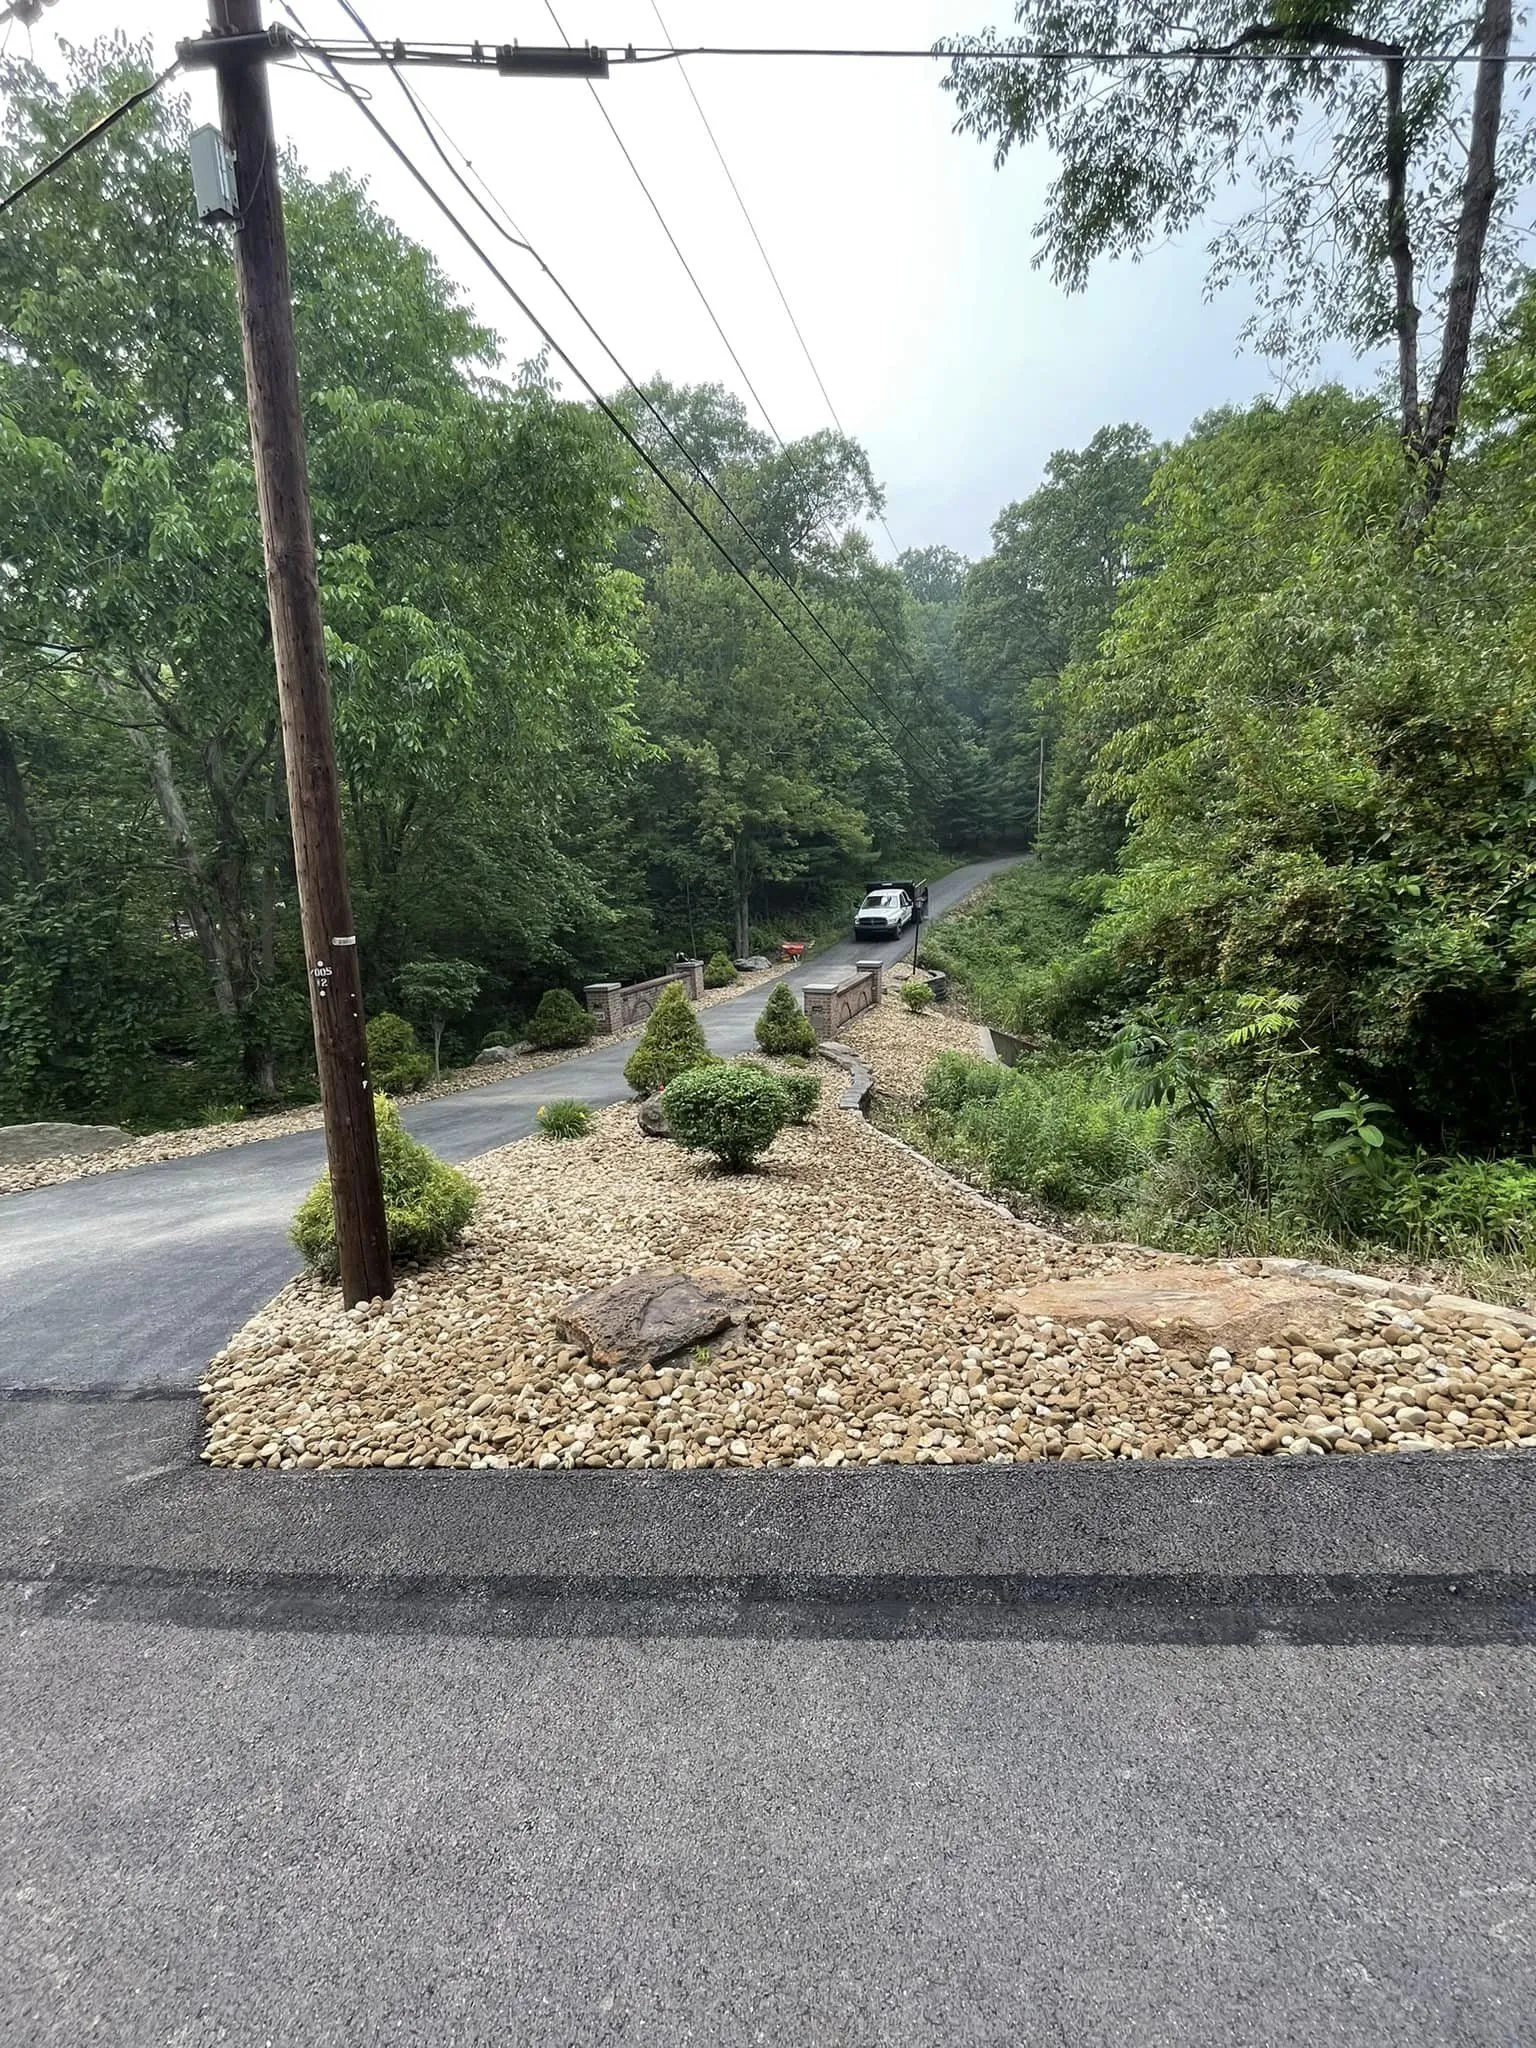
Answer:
xmin=0 ymin=856 xmax=1020 ymax=1392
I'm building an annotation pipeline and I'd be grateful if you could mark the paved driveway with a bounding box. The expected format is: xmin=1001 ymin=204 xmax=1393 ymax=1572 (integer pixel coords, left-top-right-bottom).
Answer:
xmin=0 ymin=858 xmax=1019 ymax=1393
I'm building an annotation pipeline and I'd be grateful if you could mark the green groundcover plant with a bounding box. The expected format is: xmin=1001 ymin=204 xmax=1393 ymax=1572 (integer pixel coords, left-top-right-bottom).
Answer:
xmin=537 ymin=1098 xmax=593 ymax=1139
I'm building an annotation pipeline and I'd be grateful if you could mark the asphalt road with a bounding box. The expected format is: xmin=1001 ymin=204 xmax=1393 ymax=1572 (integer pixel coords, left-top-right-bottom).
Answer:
xmin=0 ymin=857 xmax=1019 ymax=1394
xmin=4 ymin=845 xmax=1533 ymax=2046
xmin=3 ymin=1398 xmax=1534 ymax=2048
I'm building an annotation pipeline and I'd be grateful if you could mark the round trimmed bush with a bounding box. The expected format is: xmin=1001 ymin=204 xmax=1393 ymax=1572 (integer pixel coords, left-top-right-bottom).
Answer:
xmin=366 ymin=1011 xmax=431 ymax=1094
xmin=537 ymin=1098 xmax=593 ymax=1139
xmin=624 ymin=981 xmax=715 ymax=1095
xmin=703 ymin=950 xmax=738 ymax=989
xmin=291 ymin=1095 xmax=476 ymax=1280
xmin=755 ymin=980 xmax=816 ymax=1057
xmin=663 ymin=1062 xmax=792 ymax=1171
xmin=525 ymin=988 xmax=595 ymax=1050
xmin=901 ymin=980 xmax=936 ymax=1013
xmin=775 ymin=1069 xmax=820 ymax=1123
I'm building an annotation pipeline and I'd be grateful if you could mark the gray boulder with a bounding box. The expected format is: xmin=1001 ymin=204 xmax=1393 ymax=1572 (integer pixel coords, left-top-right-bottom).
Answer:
xmin=636 ymin=1096 xmax=671 ymax=1138
xmin=557 ymin=1268 xmax=744 ymax=1372
xmin=0 ymin=1121 xmax=131 ymax=1166
xmin=734 ymin=954 xmax=771 ymax=972
xmin=473 ymin=1041 xmax=533 ymax=1066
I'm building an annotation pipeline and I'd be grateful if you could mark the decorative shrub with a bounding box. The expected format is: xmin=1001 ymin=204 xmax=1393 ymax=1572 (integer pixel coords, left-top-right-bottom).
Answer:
xmin=663 ymin=1062 xmax=792 ymax=1171
xmin=291 ymin=1095 xmax=476 ymax=1280
xmin=624 ymin=981 xmax=715 ymax=1094
xmin=755 ymin=980 xmax=816 ymax=1057
xmin=775 ymin=1069 xmax=820 ymax=1123
xmin=525 ymin=988 xmax=595 ymax=1050
xmin=537 ymin=1098 xmax=593 ymax=1140
xmin=703 ymin=951 xmax=738 ymax=988
xmin=901 ymin=980 xmax=936 ymax=1012
xmin=366 ymin=1011 xmax=431 ymax=1094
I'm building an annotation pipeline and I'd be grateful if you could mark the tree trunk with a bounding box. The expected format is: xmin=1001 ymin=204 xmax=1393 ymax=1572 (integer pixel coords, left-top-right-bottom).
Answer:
xmin=132 ymin=725 xmax=241 ymax=1023
xmin=0 ymin=722 xmax=41 ymax=886
xmin=431 ymin=1017 xmax=443 ymax=1082
xmin=1418 ymin=0 xmax=1513 ymax=500
xmin=1382 ymin=52 xmax=1421 ymax=447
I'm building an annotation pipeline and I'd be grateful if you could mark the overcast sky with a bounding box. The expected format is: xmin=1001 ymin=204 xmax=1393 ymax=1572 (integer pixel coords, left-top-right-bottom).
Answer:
xmin=19 ymin=0 xmax=1377 ymax=559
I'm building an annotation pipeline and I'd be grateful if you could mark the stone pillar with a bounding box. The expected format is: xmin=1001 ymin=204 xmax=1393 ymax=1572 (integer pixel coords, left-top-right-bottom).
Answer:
xmin=855 ymin=958 xmax=884 ymax=1001
xmin=584 ymin=982 xmax=621 ymax=1036
xmin=801 ymin=982 xmax=837 ymax=1042
xmin=680 ymin=958 xmax=705 ymax=1002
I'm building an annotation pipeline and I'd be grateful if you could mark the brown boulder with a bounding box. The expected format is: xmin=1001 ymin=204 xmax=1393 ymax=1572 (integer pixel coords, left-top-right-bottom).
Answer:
xmin=999 ymin=1263 xmax=1351 ymax=1354
xmin=557 ymin=1267 xmax=745 ymax=1372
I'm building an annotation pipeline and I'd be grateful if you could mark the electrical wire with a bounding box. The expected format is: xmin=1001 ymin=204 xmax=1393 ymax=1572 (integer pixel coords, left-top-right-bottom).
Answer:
xmin=309 ymin=46 xmax=946 ymax=798
xmin=235 ymin=38 xmax=1536 ymax=72
xmin=0 ymin=59 xmax=180 ymax=217
xmin=540 ymin=3 xmax=929 ymax=695
xmin=541 ymin=0 xmax=785 ymax=443
xmin=646 ymin=0 xmax=904 ymax=568
xmin=325 ymin=0 xmax=947 ymax=776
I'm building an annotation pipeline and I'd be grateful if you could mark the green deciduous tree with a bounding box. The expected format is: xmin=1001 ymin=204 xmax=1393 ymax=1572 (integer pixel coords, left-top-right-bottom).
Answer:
xmin=943 ymin=2 xmax=1530 ymax=500
xmin=396 ymin=958 xmax=481 ymax=1080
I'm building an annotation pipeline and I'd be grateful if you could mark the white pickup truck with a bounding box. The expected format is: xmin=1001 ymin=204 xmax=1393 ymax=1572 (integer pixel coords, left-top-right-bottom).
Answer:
xmin=854 ymin=878 xmax=928 ymax=940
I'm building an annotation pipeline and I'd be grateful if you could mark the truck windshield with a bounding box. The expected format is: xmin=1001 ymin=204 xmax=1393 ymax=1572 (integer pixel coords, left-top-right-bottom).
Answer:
xmin=862 ymin=893 xmax=897 ymax=910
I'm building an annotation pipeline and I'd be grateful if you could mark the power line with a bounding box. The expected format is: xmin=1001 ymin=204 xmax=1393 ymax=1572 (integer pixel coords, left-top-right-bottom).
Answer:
xmin=0 ymin=60 xmax=181 ymax=217
xmin=306 ymin=45 xmax=946 ymax=799
xmin=320 ymin=1 xmax=945 ymax=773
xmin=326 ymin=0 xmax=946 ymax=775
xmin=185 ymin=34 xmax=1536 ymax=72
xmin=536 ymin=6 xmax=931 ymax=697
xmin=540 ymin=0 xmax=785 ymax=445
xmin=646 ymin=0 xmax=904 ymax=569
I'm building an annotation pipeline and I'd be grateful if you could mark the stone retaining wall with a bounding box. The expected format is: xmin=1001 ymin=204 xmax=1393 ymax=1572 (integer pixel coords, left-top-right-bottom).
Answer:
xmin=802 ymin=959 xmax=883 ymax=1041
xmin=584 ymin=960 xmax=705 ymax=1036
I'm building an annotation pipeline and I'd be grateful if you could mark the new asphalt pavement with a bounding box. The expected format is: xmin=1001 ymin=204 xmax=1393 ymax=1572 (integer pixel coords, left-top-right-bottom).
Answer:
xmin=3 ymin=854 xmax=1533 ymax=2046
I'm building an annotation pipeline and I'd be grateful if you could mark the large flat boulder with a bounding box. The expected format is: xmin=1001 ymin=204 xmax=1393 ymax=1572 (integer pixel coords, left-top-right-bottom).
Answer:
xmin=0 ymin=1121 xmax=131 ymax=1167
xmin=1000 ymin=1263 xmax=1351 ymax=1355
xmin=558 ymin=1267 xmax=745 ymax=1372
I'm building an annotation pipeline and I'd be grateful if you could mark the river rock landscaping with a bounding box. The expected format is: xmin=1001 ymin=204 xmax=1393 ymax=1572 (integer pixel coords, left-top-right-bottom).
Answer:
xmin=200 ymin=1059 xmax=1536 ymax=1472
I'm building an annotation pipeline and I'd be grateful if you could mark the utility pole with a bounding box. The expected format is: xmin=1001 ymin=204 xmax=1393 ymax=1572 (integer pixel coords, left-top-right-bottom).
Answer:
xmin=205 ymin=0 xmax=392 ymax=1305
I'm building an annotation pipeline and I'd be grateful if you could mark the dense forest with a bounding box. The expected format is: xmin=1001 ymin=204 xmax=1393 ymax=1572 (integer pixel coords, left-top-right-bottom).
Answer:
xmin=3 ymin=22 xmax=1535 ymax=1285
xmin=0 ymin=43 xmax=1023 ymax=1126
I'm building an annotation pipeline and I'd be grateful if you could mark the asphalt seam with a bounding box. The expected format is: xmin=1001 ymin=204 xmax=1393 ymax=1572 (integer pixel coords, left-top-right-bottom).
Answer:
xmin=5 ymin=1561 xmax=1533 ymax=1646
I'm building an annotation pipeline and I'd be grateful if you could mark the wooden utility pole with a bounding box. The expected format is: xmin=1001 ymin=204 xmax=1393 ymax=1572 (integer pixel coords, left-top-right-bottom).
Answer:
xmin=207 ymin=0 xmax=392 ymax=1305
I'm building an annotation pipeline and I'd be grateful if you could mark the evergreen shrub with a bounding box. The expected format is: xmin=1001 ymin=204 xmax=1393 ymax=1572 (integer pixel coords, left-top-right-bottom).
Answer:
xmin=525 ymin=988 xmax=595 ymax=1050
xmin=624 ymin=981 xmax=714 ymax=1094
xmin=291 ymin=1096 xmax=476 ymax=1279
xmin=663 ymin=1062 xmax=792 ymax=1171
xmin=367 ymin=1011 xmax=431 ymax=1093
xmin=755 ymin=981 xmax=816 ymax=1057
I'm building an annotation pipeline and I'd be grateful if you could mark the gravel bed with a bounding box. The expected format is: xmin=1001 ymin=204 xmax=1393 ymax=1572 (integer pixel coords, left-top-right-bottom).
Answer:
xmin=0 ymin=963 xmax=789 ymax=1201
xmin=843 ymin=983 xmax=985 ymax=1106
xmin=201 ymin=1067 xmax=1536 ymax=1471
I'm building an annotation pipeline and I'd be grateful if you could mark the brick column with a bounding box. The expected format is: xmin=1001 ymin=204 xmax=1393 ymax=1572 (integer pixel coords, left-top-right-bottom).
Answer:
xmin=680 ymin=958 xmax=705 ymax=1002
xmin=801 ymin=982 xmax=836 ymax=1041
xmin=584 ymin=982 xmax=621 ymax=1036
xmin=855 ymin=958 xmax=884 ymax=1001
